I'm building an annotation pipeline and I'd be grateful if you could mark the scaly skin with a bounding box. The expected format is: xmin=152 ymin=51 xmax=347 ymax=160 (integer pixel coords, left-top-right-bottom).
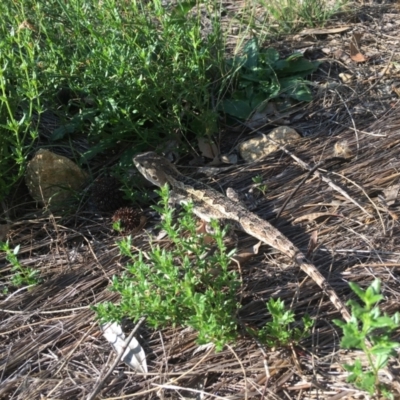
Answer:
xmin=134 ymin=151 xmax=351 ymax=322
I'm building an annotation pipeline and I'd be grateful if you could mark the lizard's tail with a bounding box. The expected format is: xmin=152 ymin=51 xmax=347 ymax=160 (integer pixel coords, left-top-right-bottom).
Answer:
xmin=296 ymin=255 xmax=351 ymax=322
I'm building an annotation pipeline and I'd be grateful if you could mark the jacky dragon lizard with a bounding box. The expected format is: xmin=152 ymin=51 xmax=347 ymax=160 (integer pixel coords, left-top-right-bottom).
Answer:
xmin=134 ymin=151 xmax=351 ymax=322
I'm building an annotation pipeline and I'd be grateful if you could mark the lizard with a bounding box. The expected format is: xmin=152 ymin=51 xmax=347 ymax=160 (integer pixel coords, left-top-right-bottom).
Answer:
xmin=133 ymin=151 xmax=351 ymax=322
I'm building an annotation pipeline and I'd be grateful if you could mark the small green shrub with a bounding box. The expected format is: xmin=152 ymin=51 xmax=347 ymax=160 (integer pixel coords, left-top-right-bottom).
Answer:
xmin=0 ymin=241 xmax=40 ymax=287
xmin=0 ymin=0 xmax=225 ymax=200
xmin=95 ymin=185 xmax=241 ymax=351
xmin=0 ymin=2 xmax=42 ymax=199
xmin=252 ymin=174 xmax=268 ymax=195
xmin=221 ymin=38 xmax=320 ymax=120
xmin=334 ymin=279 xmax=400 ymax=399
xmin=255 ymin=298 xmax=313 ymax=347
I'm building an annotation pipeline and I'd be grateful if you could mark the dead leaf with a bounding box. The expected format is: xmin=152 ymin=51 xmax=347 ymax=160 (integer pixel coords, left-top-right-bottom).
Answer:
xmin=339 ymin=73 xmax=353 ymax=83
xmin=18 ymin=20 xmax=36 ymax=32
xmin=350 ymin=33 xmax=367 ymax=63
xmin=334 ymin=140 xmax=353 ymax=158
xmin=392 ymin=85 xmax=400 ymax=98
xmin=220 ymin=153 xmax=238 ymax=164
xmin=382 ymin=185 xmax=400 ymax=206
xmin=198 ymin=137 xmax=218 ymax=159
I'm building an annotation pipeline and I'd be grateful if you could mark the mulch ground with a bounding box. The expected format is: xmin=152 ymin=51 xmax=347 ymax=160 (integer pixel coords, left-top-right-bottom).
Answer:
xmin=2 ymin=1 xmax=400 ymax=399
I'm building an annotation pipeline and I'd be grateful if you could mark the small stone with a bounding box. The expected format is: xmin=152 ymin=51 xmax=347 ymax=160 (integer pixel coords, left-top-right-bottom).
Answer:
xmin=220 ymin=153 xmax=238 ymax=164
xmin=25 ymin=149 xmax=87 ymax=206
xmin=239 ymin=126 xmax=301 ymax=162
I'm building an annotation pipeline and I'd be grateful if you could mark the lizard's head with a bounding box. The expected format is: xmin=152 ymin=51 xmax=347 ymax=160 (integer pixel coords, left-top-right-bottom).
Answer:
xmin=133 ymin=151 xmax=177 ymax=187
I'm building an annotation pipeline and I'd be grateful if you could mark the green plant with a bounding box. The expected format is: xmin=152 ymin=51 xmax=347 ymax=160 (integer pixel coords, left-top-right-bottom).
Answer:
xmin=255 ymin=298 xmax=313 ymax=347
xmin=0 ymin=3 xmax=43 ymax=200
xmin=112 ymin=220 xmax=122 ymax=233
xmin=95 ymin=185 xmax=241 ymax=351
xmin=334 ymin=279 xmax=400 ymax=399
xmin=252 ymin=174 xmax=268 ymax=195
xmin=222 ymin=38 xmax=320 ymax=120
xmin=0 ymin=241 xmax=40 ymax=287
xmin=0 ymin=0 xmax=227 ymax=201
xmin=258 ymin=0 xmax=344 ymax=33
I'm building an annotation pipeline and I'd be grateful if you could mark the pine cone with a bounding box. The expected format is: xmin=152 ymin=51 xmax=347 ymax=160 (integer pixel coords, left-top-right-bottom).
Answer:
xmin=112 ymin=207 xmax=146 ymax=233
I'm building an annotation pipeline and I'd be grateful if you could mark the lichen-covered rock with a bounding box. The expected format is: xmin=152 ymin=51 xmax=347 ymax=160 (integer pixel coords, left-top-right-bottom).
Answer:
xmin=239 ymin=126 xmax=301 ymax=162
xmin=25 ymin=149 xmax=87 ymax=206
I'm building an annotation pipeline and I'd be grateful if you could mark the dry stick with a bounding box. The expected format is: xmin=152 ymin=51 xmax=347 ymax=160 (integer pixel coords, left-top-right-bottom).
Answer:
xmin=151 ymin=384 xmax=228 ymax=400
xmin=335 ymin=89 xmax=360 ymax=153
xmin=276 ymin=161 xmax=324 ymax=220
xmin=87 ymin=316 xmax=146 ymax=400
xmin=227 ymin=344 xmax=248 ymax=400
xmin=275 ymin=157 xmax=349 ymax=220
xmin=329 ymin=170 xmax=386 ymax=235
xmin=52 ymin=322 xmax=98 ymax=383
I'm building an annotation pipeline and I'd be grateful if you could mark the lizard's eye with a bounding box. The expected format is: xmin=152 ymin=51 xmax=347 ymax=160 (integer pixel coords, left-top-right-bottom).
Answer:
xmin=151 ymin=175 xmax=158 ymax=181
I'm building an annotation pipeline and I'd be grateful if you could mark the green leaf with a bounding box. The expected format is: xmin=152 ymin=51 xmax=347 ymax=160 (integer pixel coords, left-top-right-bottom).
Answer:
xmin=170 ymin=0 xmax=198 ymax=19
xmin=370 ymin=315 xmax=398 ymax=330
xmin=285 ymin=53 xmax=305 ymax=62
xmin=274 ymin=57 xmax=319 ymax=77
xmin=51 ymin=123 xmax=77 ymax=141
xmin=261 ymin=48 xmax=280 ymax=65
xmin=339 ymin=323 xmax=364 ymax=349
xmin=221 ymin=99 xmax=253 ymax=119
xmin=349 ymin=282 xmax=367 ymax=302
xmin=243 ymin=38 xmax=259 ymax=69
xmin=279 ymin=78 xmax=313 ymax=102
xmin=258 ymin=80 xmax=280 ymax=98
xmin=240 ymin=72 xmax=264 ymax=83
xmin=370 ymin=278 xmax=382 ymax=295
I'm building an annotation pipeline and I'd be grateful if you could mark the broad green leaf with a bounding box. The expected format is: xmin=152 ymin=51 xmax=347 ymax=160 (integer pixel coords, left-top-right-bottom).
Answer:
xmin=250 ymin=94 xmax=270 ymax=110
xmin=240 ymin=72 xmax=264 ymax=83
xmin=279 ymin=78 xmax=312 ymax=101
xmin=261 ymin=48 xmax=280 ymax=65
xmin=243 ymin=38 xmax=259 ymax=69
xmin=221 ymin=99 xmax=253 ymax=119
xmin=258 ymin=80 xmax=280 ymax=98
xmin=51 ymin=123 xmax=77 ymax=141
xmin=358 ymin=372 xmax=376 ymax=395
xmin=274 ymin=58 xmax=319 ymax=77
xmin=285 ymin=53 xmax=305 ymax=62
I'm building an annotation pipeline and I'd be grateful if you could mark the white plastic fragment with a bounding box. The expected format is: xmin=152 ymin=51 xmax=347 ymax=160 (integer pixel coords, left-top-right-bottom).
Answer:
xmin=101 ymin=322 xmax=148 ymax=374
